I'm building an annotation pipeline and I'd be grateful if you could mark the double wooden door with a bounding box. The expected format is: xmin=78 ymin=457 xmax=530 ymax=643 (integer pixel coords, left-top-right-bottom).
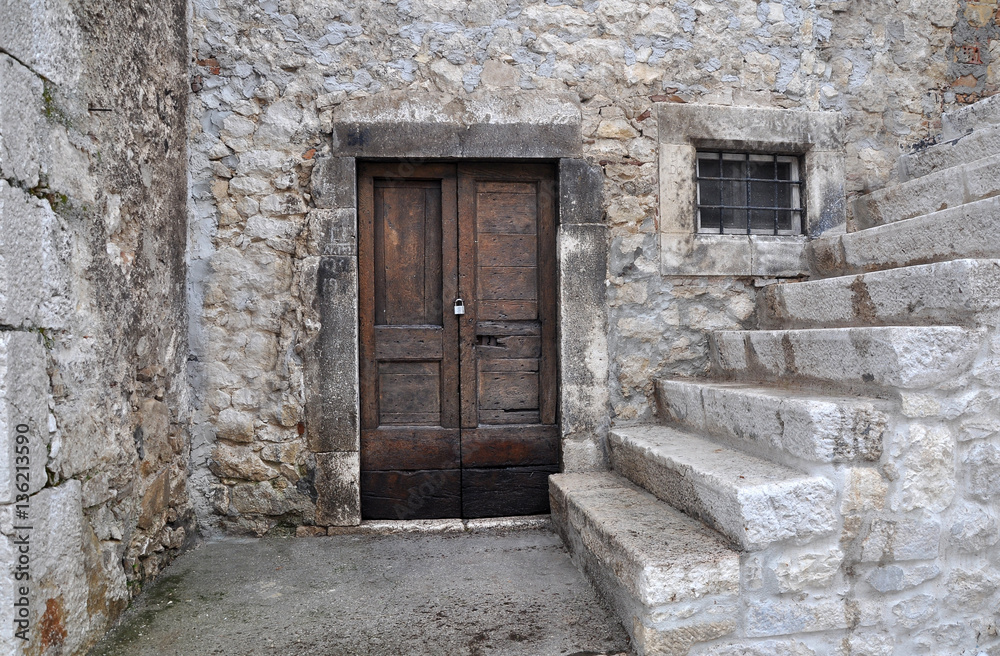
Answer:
xmin=358 ymin=162 xmax=559 ymax=519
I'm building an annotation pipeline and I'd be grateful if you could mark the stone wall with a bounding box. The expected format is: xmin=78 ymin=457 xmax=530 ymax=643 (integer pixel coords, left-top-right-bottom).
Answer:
xmin=0 ymin=0 xmax=191 ymax=653
xmin=187 ymin=0 xmax=964 ymax=534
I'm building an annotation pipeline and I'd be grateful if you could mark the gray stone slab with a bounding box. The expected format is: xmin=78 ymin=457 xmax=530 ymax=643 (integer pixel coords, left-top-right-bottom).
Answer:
xmin=0 ymin=182 xmax=72 ymax=329
xmin=900 ymin=124 xmax=1000 ymax=182
xmin=711 ymin=326 xmax=985 ymax=390
xmin=87 ymin=528 xmax=629 ymax=656
xmin=559 ymin=158 xmax=604 ymax=225
xmin=763 ymin=259 xmax=1000 ymax=329
xmin=0 ymin=0 xmax=82 ymax=86
xmin=558 ymin=223 xmax=610 ymax=470
xmin=608 ymin=426 xmax=837 ymax=550
xmin=0 ymin=55 xmax=44 ymax=187
xmin=657 ymin=104 xmax=843 ymax=151
xmin=306 ymin=256 xmax=360 ymax=453
xmin=942 ymin=93 xmax=1000 ymax=140
xmin=314 ymin=451 xmax=361 ymax=526
xmin=655 ymin=378 xmax=888 ymax=463
xmin=310 ymin=157 xmax=356 ymax=209
xmin=332 ymin=122 xmax=580 ymax=158
xmin=550 ymin=472 xmax=739 ymax=655
xmin=851 ymin=153 xmax=1000 ymax=230
xmin=0 ymin=331 xmax=49 ymax=504
xmin=812 ymin=196 xmax=1000 ymax=276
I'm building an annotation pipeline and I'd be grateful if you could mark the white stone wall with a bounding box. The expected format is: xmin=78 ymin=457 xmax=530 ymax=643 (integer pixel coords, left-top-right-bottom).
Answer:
xmin=1 ymin=0 xmax=192 ymax=652
xmin=188 ymin=0 xmax=963 ymax=533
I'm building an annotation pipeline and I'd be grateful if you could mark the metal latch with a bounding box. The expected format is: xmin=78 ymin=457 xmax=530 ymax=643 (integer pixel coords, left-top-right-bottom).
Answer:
xmin=453 ymin=299 xmax=465 ymax=315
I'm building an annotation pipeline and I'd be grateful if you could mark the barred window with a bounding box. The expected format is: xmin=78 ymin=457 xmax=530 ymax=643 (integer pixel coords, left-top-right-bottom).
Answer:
xmin=696 ymin=152 xmax=803 ymax=235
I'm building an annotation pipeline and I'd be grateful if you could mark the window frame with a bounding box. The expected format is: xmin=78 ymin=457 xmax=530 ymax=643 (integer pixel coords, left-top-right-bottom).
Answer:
xmin=695 ymin=151 xmax=803 ymax=236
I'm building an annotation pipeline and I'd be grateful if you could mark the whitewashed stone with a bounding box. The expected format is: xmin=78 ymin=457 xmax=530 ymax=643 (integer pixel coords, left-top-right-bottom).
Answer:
xmin=949 ymin=502 xmax=1000 ymax=553
xmin=944 ymin=566 xmax=999 ymax=613
xmin=866 ymin=563 xmax=940 ymax=593
xmin=891 ymin=594 xmax=936 ymax=629
xmin=773 ymin=548 xmax=844 ymax=593
xmin=966 ymin=442 xmax=1000 ymax=502
xmin=744 ymin=598 xmax=849 ymax=638
xmin=899 ymin=424 xmax=955 ymax=513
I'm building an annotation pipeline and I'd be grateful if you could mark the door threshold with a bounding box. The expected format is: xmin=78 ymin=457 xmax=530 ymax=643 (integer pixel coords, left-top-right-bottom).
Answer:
xmin=322 ymin=515 xmax=551 ymax=537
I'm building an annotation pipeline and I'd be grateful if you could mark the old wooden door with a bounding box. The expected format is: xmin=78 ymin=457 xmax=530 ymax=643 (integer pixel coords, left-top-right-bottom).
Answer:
xmin=359 ymin=161 xmax=559 ymax=519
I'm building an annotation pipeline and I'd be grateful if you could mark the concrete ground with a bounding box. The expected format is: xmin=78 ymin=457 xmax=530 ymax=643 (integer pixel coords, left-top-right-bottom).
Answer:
xmin=88 ymin=519 xmax=631 ymax=656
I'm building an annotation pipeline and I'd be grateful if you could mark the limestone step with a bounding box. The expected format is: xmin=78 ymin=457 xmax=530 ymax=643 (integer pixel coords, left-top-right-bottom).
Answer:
xmin=811 ymin=196 xmax=1000 ymax=276
xmin=762 ymin=259 xmax=1000 ymax=329
xmin=941 ymin=93 xmax=1000 ymax=140
xmin=710 ymin=326 xmax=984 ymax=391
xmin=549 ymin=471 xmax=740 ymax=655
xmin=654 ymin=378 xmax=888 ymax=463
xmin=608 ymin=425 xmax=837 ymax=551
xmin=899 ymin=123 xmax=1000 ymax=182
xmin=851 ymin=152 xmax=1000 ymax=231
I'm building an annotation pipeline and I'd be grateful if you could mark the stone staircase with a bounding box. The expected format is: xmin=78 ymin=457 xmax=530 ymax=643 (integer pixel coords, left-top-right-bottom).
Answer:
xmin=551 ymin=97 xmax=1000 ymax=655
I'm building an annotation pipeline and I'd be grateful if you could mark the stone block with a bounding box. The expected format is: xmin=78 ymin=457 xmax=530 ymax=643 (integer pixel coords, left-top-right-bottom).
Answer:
xmin=306 ymin=256 xmax=360 ymax=453
xmin=0 ymin=481 xmax=89 ymax=655
xmin=657 ymin=104 xmax=843 ymax=151
xmin=0 ymin=55 xmax=44 ymax=188
xmin=948 ymin=501 xmax=999 ymax=553
xmin=900 ymin=124 xmax=1000 ymax=181
xmin=661 ymin=234 xmax=752 ymax=277
xmin=0 ymin=331 xmax=48 ymax=504
xmin=610 ymin=426 xmax=837 ymax=551
xmin=966 ymin=442 xmax=1000 ymax=502
xmin=310 ymin=157 xmax=356 ymax=209
xmin=230 ymin=481 xmax=314 ymax=518
xmin=860 ymin=515 xmax=942 ymax=562
xmin=942 ymin=93 xmax=1000 ymax=139
xmin=764 ymin=259 xmax=1000 ymax=329
xmin=900 ymin=424 xmax=955 ymax=513
xmin=655 ymin=379 xmax=888 ymax=463
xmin=0 ymin=0 xmax=81 ymax=86
xmin=0 ymin=182 xmax=72 ymax=329
xmin=559 ymin=158 xmax=604 ymax=225
xmin=773 ymin=547 xmax=844 ymax=593
xmin=744 ymin=598 xmax=849 ymax=638
xmin=658 ymin=143 xmax=697 ymax=234
xmin=865 ymin=563 xmax=940 ymax=593
xmin=836 ymin=196 xmax=1000 ymax=274
xmin=209 ymin=443 xmax=278 ymax=482
xmin=305 ymin=208 xmax=356 ymax=256
xmin=750 ymin=236 xmax=809 ymax=277
xmin=558 ymin=224 xmax=609 ymax=467
xmin=802 ymin=150 xmax=846 ymax=236
xmin=315 ymin=451 xmax=360 ymax=526
xmin=712 ymin=326 xmax=984 ymax=390
xmin=137 ymin=470 xmax=171 ymax=530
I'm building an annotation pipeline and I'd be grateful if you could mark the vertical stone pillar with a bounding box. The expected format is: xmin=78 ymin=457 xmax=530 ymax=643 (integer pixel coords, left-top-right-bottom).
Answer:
xmin=305 ymin=156 xmax=361 ymax=526
xmin=558 ymin=159 xmax=610 ymax=472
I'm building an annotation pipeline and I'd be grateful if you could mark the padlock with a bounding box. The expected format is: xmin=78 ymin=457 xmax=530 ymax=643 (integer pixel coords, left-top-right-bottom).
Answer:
xmin=453 ymin=298 xmax=465 ymax=315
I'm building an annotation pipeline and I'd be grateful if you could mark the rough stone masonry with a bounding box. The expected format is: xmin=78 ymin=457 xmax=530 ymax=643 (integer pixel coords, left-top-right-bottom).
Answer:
xmin=2 ymin=0 xmax=1000 ymax=654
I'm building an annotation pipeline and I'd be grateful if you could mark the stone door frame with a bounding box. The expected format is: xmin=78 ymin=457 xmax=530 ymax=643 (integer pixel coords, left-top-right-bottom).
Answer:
xmin=303 ymin=96 xmax=608 ymax=525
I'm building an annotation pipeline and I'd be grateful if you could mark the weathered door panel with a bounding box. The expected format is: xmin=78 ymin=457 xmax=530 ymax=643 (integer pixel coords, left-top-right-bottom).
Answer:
xmin=457 ymin=163 xmax=559 ymax=518
xmin=359 ymin=164 xmax=459 ymax=519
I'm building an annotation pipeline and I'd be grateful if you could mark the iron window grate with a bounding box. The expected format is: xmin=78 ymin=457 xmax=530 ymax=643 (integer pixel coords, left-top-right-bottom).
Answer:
xmin=696 ymin=151 xmax=803 ymax=235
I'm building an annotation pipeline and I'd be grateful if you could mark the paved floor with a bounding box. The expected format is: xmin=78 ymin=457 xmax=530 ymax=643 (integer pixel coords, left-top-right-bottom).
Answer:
xmin=88 ymin=520 xmax=630 ymax=656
